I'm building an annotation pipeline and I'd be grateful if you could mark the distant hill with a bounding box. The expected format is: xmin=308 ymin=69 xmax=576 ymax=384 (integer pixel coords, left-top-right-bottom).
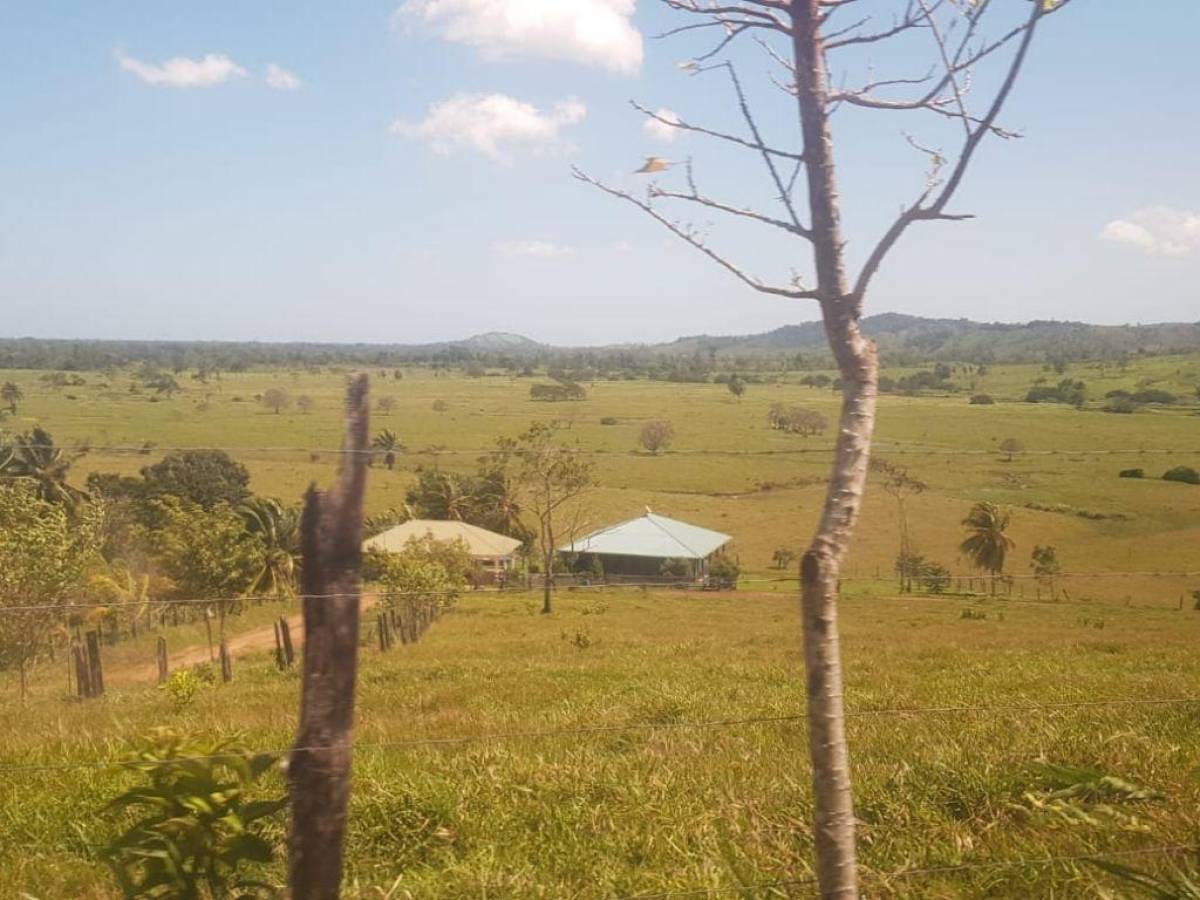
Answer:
xmin=456 ymin=332 xmax=546 ymax=353
xmin=3 ymin=316 xmax=1199 ymax=370
xmin=654 ymin=314 xmax=1200 ymax=364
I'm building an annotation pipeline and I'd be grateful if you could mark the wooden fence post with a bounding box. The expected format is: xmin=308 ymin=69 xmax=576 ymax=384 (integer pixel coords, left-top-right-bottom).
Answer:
xmin=204 ymin=608 xmax=215 ymax=662
xmin=73 ymin=642 xmax=90 ymax=699
xmin=219 ymin=639 xmax=233 ymax=683
xmin=274 ymin=621 xmax=286 ymax=670
xmin=85 ymin=631 xmax=104 ymax=697
xmin=377 ymin=613 xmax=387 ymax=652
xmin=157 ymin=637 xmax=169 ymax=683
xmin=279 ymin=617 xmax=295 ymax=667
xmin=288 ymin=374 xmax=369 ymax=899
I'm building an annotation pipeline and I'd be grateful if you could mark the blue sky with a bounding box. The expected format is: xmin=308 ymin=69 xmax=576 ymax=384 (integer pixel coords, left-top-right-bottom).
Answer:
xmin=1 ymin=1 xmax=1197 ymax=345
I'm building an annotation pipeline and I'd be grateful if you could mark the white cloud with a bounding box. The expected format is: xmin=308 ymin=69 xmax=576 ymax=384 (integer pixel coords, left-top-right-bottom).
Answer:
xmin=265 ymin=63 xmax=302 ymax=90
xmin=613 ymin=240 xmax=634 ymax=253
xmin=643 ymin=108 xmax=681 ymax=143
xmin=1100 ymin=206 xmax=1200 ymax=257
xmin=116 ymin=50 xmax=247 ymax=88
xmin=395 ymin=0 xmax=642 ymax=75
xmin=493 ymin=239 xmax=575 ymax=259
xmin=391 ymin=93 xmax=586 ymax=162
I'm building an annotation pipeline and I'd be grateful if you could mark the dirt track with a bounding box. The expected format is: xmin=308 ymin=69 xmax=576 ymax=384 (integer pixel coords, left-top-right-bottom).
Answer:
xmin=123 ymin=595 xmax=378 ymax=683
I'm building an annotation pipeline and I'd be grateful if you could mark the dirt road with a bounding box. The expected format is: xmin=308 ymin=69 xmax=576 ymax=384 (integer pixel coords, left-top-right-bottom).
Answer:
xmin=123 ymin=595 xmax=378 ymax=683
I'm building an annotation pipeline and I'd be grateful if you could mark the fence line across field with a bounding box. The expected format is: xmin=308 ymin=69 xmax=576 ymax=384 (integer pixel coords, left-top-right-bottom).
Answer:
xmin=2 ymin=571 xmax=1199 ymax=615
xmin=5 ymin=440 xmax=1199 ymax=458
xmin=3 ymin=696 xmax=1197 ymax=775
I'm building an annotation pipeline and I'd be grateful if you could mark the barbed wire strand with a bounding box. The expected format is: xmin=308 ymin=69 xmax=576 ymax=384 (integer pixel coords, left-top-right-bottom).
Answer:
xmin=3 ymin=570 xmax=1199 ymax=614
xmin=2 ymin=697 xmax=1197 ymax=774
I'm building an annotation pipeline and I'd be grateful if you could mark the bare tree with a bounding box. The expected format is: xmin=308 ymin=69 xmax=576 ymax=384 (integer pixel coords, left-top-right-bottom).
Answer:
xmin=262 ymin=387 xmax=291 ymax=415
xmin=576 ymin=2 xmax=1072 ymax=894
xmin=870 ymin=458 xmax=928 ymax=593
xmin=639 ymin=418 xmax=676 ymax=454
xmin=506 ymin=421 xmax=595 ymax=614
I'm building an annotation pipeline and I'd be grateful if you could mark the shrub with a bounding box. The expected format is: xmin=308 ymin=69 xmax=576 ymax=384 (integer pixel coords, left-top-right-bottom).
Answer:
xmin=102 ymin=729 xmax=284 ymax=899
xmin=919 ymin=562 xmax=951 ymax=594
xmin=158 ymin=667 xmax=211 ymax=711
xmin=599 ymin=416 xmax=618 ymax=425
xmin=1026 ymin=379 xmax=1086 ymax=408
xmin=1103 ymin=397 xmax=1137 ymax=414
xmin=1163 ymin=466 xmax=1200 ymax=485
xmin=530 ymin=382 xmax=586 ymax=402
xmin=639 ymin=418 xmax=675 ymax=454
xmin=767 ymin=403 xmax=827 ymax=436
xmin=660 ymin=558 xmax=692 ymax=580
xmin=1118 ymin=468 xmax=1144 ymax=479
xmin=374 ymin=534 xmax=474 ymax=604
xmin=1131 ymin=389 xmax=1177 ymax=405
xmin=708 ymin=556 xmax=740 ymax=590
xmin=969 ymin=393 xmax=995 ymax=405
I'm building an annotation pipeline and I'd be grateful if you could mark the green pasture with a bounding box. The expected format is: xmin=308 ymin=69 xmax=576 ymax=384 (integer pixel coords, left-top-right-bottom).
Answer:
xmin=2 ymin=589 xmax=1199 ymax=897
xmin=1 ymin=358 xmax=1199 ymax=896
xmin=4 ymin=357 xmax=1198 ymax=606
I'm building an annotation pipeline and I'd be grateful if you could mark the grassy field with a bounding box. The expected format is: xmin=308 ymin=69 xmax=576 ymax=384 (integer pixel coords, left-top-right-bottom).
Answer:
xmin=2 ymin=590 xmax=1199 ymax=897
xmin=1 ymin=357 xmax=1199 ymax=897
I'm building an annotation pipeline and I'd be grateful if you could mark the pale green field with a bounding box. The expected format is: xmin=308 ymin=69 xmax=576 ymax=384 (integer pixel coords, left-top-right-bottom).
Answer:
xmin=6 ymin=357 xmax=1200 ymax=602
xmin=1 ymin=358 xmax=1199 ymax=897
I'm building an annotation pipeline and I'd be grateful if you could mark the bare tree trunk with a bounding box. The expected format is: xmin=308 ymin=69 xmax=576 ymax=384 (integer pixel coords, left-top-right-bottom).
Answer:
xmin=288 ymin=375 xmax=369 ymax=900
xmin=793 ymin=3 xmax=876 ymax=895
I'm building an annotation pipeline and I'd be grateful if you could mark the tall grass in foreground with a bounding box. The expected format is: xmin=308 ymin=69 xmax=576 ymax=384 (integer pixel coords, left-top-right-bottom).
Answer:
xmin=1 ymin=589 xmax=1198 ymax=897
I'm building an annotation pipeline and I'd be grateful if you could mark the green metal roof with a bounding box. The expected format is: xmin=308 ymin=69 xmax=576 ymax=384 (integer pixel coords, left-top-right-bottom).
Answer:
xmin=560 ymin=512 xmax=731 ymax=560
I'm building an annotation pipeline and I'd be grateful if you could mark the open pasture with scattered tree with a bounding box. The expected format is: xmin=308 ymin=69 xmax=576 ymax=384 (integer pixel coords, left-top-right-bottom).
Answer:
xmin=2 ymin=355 xmax=1199 ymax=896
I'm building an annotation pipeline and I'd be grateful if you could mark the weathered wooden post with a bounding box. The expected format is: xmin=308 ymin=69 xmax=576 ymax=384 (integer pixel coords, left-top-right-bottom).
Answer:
xmin=219 ymin=639 xmax=233 ymax=683
xmin=273 ymin=621 xmax=286 ymax=670
xmin=85 ymin=631 xmax=104 ymax=697
xmin=204 ymin=606 xmax=216 ymax=662
xmin=156 ymin=637 xmax=169 ymax=683
xmin=288 ymin=374 xmax=369 ymax=899
xmin=73 ymin=642 xmax=90 ymax=699
xmin=279 ymin=617 xmax=295 ymax=667
xmin=377 ymin=613 xmax=387 ymax=652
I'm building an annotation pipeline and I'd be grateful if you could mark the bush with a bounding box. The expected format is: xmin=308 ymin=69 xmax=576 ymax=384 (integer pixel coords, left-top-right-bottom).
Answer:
xmin=639 ymin=418 xmax=675 ymax=454
xmin=158 ymin=667 xmax=211 ymax=711
xmin=708 ymin=556 xmax=740 ymax=589
xmin=969 ymin=393 xmax=995 ymax=405
xmin=1103 ymin=397 xmax=1137 ymax=414
xmin=599 ymin=416 xmax=618 ymax=426
xmin=660 ymin=558 xmax=691 ymax=580
xmin=530 ymin=382 xmax=586 ymax=402
xmin=374 ymin=534 xmax=474 ymax=603
xmin=102 ymin=729 xmax=284 ymax=899
xmin=1131 ymin=389 xmax=1177 ymax=405
xmin=1118 ymin=468 xmax=1144 ymax=479
xmin=1163 ymin=466 xmax=1200 ymax=485
xmin=1026 ymin=379 xmax=1086 ymax=408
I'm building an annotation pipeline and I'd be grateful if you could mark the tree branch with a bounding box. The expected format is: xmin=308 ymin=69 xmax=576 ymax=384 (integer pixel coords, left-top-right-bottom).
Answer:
xmin=851 ymin=0 xmax=1055 ymax=302
xmin=572 ymin=167 xmax=820 ymax=301
xmin=631 ymin=101 xmax=804 ymax=162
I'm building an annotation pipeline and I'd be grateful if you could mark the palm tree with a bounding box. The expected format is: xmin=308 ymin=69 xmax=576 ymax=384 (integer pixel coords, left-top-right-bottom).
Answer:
xmin=1 ymin=381 xmax=21 ymax=413
xmin=371 ymin=429 xmax=404 ymax=470
xmin=364 ymin=503 xmax=415 ymax=539
xmin=89 ymin=562 xmax=155 ymax=640
xmin=240 ymin=497 xmax=301 ymax=601
xmin=959 ymin=501 xmax=1015 ymax=595
xmin=0 ymin=427 xmax=88 ymax=511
